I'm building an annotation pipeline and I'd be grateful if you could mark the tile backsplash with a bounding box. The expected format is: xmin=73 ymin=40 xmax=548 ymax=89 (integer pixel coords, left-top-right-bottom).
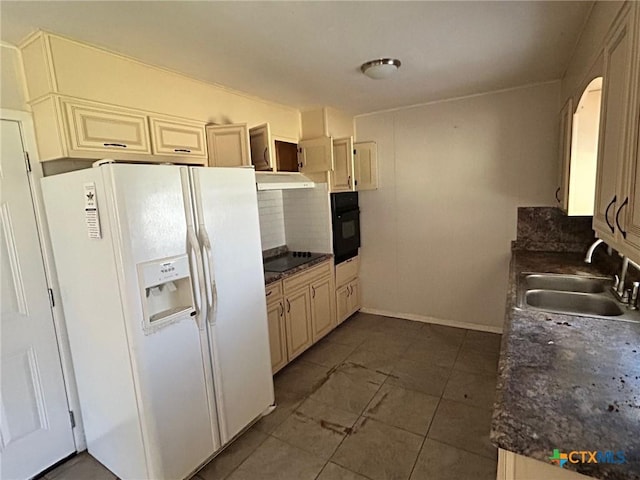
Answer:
xmin=283 ymin=184 xmax=332 ymax=253
xmin=256 ymin=185 xmax=333 ymax=253
xmin=257 ymin=190 xmax=286 ymax=251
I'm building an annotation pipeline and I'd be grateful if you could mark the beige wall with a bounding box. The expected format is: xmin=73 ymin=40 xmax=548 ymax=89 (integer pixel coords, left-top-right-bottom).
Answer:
xmin=354 ymin=82 xmax=561 ymax=331
xmin=1 ymin=45 xmax=28 ymax=111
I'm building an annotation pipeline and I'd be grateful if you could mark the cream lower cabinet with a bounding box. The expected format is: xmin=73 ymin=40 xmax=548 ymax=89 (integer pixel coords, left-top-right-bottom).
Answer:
xmin=265 ymin=283 xmax=287 ymax=374
xmin=310 ymin=275 xmax=336 ymax=341
xmin=284 ymin=287 xmax=314 ymax=361
xmin=335 ymin=256 xmax=361 ymax=324
xmin=265 ymin=259 xmax=336 ymax=370
xmin=497 ymin=449 xmax=592 ymax=480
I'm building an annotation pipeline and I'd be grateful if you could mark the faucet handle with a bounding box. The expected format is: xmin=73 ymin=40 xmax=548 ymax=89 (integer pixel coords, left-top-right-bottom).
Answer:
xmin=614 ymin=275 xmax=620 ymax=290
xmin=631 ymin=282 xmax=640 ymax=311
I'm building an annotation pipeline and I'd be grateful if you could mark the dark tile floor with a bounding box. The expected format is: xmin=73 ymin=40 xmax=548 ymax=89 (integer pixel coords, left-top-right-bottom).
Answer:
xmin=46 ymin=313 xmax=502 ymax=480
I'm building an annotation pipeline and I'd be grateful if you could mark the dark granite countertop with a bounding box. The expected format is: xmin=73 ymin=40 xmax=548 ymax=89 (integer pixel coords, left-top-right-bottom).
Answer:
xmin=264 ymin=253 xmax=333 ymax=285
xmin=491 ymin=250 xmax=640 ymax=480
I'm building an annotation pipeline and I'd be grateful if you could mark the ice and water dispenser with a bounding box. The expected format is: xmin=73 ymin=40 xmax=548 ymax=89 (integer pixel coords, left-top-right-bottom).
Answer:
xmin=138 ymin=254 xmax=196 ymax=331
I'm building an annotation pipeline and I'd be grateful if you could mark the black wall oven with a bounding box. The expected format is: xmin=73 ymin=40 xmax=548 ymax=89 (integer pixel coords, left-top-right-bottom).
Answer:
xmin=331 ymin=192 xmax=360 ymax=264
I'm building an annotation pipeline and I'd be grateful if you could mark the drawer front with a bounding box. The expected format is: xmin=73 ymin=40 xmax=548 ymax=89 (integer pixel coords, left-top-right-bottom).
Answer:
xmin=64 ymin=100 xmax=151 ymax=154
xmin=283 ymin=260 xmax=332 ymax=295
xmin=265 ymin=281 xmax=283 ymax=302
xmin=336 ymin=255 xmax=359 ymax=287
xmin=151 ymin=118 xmax=207 ymax=157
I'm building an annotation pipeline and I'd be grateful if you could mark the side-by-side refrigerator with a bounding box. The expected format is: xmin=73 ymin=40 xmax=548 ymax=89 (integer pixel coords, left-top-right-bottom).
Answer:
xmin=41 ymin=163 xmax=274 ymax=480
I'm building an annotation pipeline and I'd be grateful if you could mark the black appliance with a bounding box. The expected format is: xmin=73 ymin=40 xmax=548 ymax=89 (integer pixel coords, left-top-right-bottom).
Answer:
xmin=331 ymin=192 xmax=360 ymax=264
xmin=263 ymin=251 xmax=324 ymax=273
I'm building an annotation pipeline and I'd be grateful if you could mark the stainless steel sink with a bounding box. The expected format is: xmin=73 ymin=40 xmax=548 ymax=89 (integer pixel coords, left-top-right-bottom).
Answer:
xmin=524 ymin=290 xmax=624 ymax=317
xmin=523 ymin=273 xmax=609 ymax=293
xmin=517 ymin=272 xmax=639 ymax=322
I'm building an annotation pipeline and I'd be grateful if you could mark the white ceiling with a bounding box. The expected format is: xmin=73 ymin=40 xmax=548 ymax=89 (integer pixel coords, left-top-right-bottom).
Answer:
xmin=0 ymin=1 xmax=592 ymax=115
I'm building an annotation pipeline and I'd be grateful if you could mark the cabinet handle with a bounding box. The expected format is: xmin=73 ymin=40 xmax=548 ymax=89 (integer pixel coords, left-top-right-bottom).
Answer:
xmin=615 ymin=197 xmax=629 ymax=239
xmin=312 ymin=286 xmax=316 ymax=298
xmin=348 ymin=176 xmax=352 ymax=188
xmin=346 ymin=286 xmax=350 ymax=297
xmin=266 ymin=291 xmax=272 ymax=297
xmin=278 ymin=301 xmax=284 ymax=317
xmin=555 ymin=187 xmax=561 ymax=203
xmin=286 ymin=299 xmax=290 ymax=313
xmin=104 ymin=143 xmax=127 ymax=148
xmin=174 ymin=148 xmax=191 ymax=153
xmin=263 ymin=147 xmax=268 ymax=164
xmin=605 ymin=195 xmax=617 ymax=233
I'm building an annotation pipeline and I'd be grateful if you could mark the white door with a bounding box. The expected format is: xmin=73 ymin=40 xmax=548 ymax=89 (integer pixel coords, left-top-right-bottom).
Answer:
xmin=0 ymin=120 xmax=75 ymax=479
xmin=191 ymin=167 xmax=274 ymax=444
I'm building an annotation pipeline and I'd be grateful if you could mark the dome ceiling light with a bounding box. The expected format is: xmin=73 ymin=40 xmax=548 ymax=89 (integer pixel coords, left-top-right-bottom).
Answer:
xmin=360 ymin=58 xmax=402 ymax=80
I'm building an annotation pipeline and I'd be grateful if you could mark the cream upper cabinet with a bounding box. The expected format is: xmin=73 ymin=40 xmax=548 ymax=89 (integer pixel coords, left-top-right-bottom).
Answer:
xmin=354 ymin=141 xmax=379 ymax=191
xmin=298 ymin=136 xmax=334 ymax=173
xmin=557 ymin=98 xmax=573 ymax=212
xmin=206 ymin=123 xmax=250 ymax=167
xmin=151 ymin=118 xmax=207 ymax=159
xmin=330 ymin=137 xmax=354 ymax=192
xmin=29 ymin=95 xmax=206 ymax=164
xmin=617 ymin=4 xmax=640 ymax=261
xmin=63 ymin=98 xmax=151 ymax=154
xmin=249 ymin=124 xmax=274 ymax=171
xmin=593 ymin=3 xmax=637 ymax=246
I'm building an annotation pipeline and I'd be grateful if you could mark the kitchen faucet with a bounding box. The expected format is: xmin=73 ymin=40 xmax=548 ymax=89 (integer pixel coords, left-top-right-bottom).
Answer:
xmin=614 ymin=256 xmax=640 ymax=307
xmin=584 ymin=239 xmax=604 ymax=263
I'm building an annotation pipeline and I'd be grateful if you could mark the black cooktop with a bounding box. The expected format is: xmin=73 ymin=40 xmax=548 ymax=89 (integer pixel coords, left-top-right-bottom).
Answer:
xmin=263 ymin=251 xmax=324 ymax=273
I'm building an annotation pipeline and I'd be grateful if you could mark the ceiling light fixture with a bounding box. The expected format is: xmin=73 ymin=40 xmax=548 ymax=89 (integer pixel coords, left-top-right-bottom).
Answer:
xmin=360 ymin=58 xmax=402 ymax=80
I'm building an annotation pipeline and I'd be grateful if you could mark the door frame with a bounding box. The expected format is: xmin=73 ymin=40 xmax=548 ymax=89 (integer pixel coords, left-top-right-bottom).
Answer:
xmin=1 ymin=108 xmax=85 ymax=451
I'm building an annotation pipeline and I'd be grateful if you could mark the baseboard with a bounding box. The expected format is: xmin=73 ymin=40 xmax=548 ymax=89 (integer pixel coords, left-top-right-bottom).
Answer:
xmin=359 ymin=307 xmax=503 ymax=334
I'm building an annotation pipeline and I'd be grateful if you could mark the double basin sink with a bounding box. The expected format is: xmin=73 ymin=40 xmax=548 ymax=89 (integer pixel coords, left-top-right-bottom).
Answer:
xmin=518 ymin=273 xmax=640 ymax=323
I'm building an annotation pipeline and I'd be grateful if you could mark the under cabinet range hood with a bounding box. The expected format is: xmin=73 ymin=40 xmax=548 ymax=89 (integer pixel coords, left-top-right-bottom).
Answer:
xmin=255 ymin=172 xmax=315 ymax=190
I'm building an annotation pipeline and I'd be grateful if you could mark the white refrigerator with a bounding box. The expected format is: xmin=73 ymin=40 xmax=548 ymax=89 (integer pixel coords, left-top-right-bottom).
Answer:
xmin=41 ymin=163 xmax=274 ymax=480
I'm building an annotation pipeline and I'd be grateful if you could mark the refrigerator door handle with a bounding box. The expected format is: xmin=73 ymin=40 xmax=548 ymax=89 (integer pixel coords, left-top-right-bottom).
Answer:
xmin=199 ymin=225 xmax=218 ymax=326
xmin=187 ymin=226 xmax=208 ymax=330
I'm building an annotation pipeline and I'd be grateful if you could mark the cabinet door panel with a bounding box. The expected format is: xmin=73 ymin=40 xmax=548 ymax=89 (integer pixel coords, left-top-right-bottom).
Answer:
xmin=249 ymin=124 xmax=273 ymax=171
xmin=206 ymin=124 xmax=249 ymax=167
xmin=151 ymin=118 xmax=207 ymax=157
xmin=330 ymin=137 xmax=353 ymax=192
xmin=348 ymin=278 xmax=361 ymax=316
xmin=336 ymin=284 xmax=350 ymax=324
xmin=266 ymin=301 xmax=287 ymax=374
xmin=284 ymin=288 xmax=313 ymax=360
xmin=593 ymin=7 xmax=635 ymax=243
xmin=354 ymin=142 xmax=378 ymax=191
xmin=298 ymin=136 xmax=333 ymax=173
xmin=64 ymin=100 xmax=151 ymax=154
xmin=311 ymin=276 xmax=335 ymax=341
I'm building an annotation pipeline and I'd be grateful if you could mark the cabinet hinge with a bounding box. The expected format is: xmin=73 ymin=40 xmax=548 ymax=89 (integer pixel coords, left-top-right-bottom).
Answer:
xmin=69 ymin=411 xmax=76 ymax=428
xmin=24 ymin=151 xmax=32 ymax=172
xmin=47 ymin=288 xmax=55 ymax=308
xmin=353 ymin=149 xmax=356 ymax=155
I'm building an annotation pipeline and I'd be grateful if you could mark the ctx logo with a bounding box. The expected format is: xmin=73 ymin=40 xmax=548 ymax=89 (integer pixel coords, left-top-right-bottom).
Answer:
xmin=549 ymin=449 xmax=627 ymax=467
